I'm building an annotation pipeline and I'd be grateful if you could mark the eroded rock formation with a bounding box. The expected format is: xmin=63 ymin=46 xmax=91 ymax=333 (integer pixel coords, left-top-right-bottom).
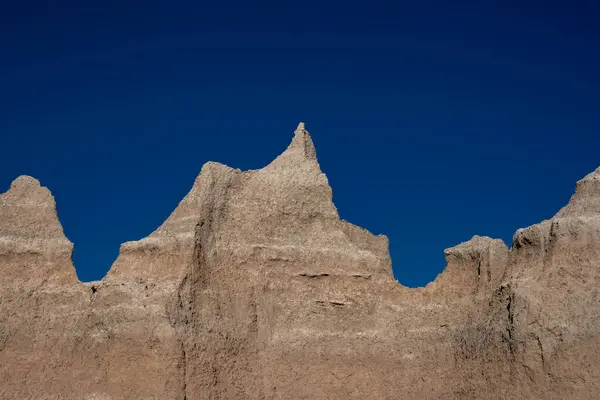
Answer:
xmin=0 ymin=123 xmax=599 ymax=399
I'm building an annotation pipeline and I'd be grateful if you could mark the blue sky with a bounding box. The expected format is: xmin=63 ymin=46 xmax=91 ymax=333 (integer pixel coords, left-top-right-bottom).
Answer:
xmin=1 ymin=1 xmax=599 ymax=286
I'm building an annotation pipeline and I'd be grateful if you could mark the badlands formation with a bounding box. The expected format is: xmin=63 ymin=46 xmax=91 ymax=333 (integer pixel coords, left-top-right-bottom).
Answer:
xmin=0 ymin=123 xmax=599 ymax=399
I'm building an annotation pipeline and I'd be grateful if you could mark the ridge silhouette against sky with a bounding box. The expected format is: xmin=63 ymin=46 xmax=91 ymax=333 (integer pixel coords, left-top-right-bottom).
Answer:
xmin=1 ymin=1 xmax=599 ymax=286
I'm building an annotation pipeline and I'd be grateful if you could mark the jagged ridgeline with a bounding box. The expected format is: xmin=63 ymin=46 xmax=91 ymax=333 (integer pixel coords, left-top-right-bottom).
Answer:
xmin=1 ymin=124 xmax=599 ymax=399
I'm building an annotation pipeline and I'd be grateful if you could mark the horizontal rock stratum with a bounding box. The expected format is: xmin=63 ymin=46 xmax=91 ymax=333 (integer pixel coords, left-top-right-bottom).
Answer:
xmin=1 ymin=123 xmax=599 ymax=399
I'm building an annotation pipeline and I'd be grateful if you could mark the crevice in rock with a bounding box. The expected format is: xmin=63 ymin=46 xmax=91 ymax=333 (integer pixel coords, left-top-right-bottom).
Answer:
xmin=503 ymin=286 xmax=516 ymax=358
xmin=536 ymin=335 xmax=545 ymax=368
xmin=180 ymin=342 xmax=188 ymax=400
xmin=298 ymin=273 xmax=329 ymax=278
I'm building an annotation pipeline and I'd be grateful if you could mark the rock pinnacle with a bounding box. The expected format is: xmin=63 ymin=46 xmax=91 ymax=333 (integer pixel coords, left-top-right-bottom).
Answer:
xmin=287 ymin=122 xmax=317 ymax=160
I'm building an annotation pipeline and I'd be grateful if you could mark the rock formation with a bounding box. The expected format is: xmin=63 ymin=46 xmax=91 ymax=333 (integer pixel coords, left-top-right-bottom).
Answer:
xmin=0 ymin=123 xmax=599 ymax=399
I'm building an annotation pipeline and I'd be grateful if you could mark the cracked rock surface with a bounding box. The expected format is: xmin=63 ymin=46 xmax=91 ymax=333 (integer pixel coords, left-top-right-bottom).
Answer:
xmin=1 ymin=123 xmax=599 ymax=399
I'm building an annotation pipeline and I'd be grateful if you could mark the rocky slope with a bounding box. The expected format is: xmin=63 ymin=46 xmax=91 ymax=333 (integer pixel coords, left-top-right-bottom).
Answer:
xmin=0 ymin=123 xmax=599 ymax=399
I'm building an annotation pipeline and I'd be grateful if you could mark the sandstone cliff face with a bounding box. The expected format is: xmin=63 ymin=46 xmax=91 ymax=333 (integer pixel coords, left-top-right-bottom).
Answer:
xmin=0 ymin=177 xmax=181 ymax=399
xmin=0 ymin=123 xmax=599 ymax=399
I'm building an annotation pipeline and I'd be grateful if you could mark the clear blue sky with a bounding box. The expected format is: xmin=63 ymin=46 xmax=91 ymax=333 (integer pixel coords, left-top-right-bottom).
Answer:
xmin=1 ymin=1 xmax=599 ymax=286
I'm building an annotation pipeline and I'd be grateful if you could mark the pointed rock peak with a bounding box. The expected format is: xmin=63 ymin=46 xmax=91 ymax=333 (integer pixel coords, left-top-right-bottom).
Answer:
xmin=286 ymin=122 xmax=317 ymax=161
xmin=555 ymin=165 xmax=600 ymax=218
xmin=579 ymin=166 xmax=600 ymax=183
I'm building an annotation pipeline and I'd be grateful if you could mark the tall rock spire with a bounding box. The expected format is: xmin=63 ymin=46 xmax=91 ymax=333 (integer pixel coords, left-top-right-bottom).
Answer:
xmin=287 ymin=122 xmax=317 ymax=160
xmin=107 ymin=123 xmax=332 ymax=282
xmin=0 ymin=176 xmax=76 ymax=285
xmin=268 ymin=122 xmax=319 ymax=168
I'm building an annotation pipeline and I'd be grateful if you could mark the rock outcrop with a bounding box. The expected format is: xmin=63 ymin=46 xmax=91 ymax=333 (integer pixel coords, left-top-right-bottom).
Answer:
xmin=0 ymin=123 xmax=599 ymax=399
xmin=0 ymin=176 xmax=76 ymax=286
xmin=0 ymin=177 xmax=181 ymax=398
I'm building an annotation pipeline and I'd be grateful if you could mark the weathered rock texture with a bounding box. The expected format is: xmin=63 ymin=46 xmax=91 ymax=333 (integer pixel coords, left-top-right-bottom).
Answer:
xmin=1 ymin=123 xmax=599 ymax=399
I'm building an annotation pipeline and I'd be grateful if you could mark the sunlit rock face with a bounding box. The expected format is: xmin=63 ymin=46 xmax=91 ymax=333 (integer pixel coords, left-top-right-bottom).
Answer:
xmin=0 ymin=179 xmax=182 ymax=398
xmin=1 ymin=123 xmax=599 ymax=399
xmin=0 ymin=175 xmax=76 ymax=286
